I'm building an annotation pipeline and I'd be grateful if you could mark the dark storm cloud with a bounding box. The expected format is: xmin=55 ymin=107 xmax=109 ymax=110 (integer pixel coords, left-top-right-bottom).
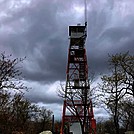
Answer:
xmin=86 ymin=0 xmax=134 ymax=75
xmin=0 ymin=0 xmax=134 ymax=107
xmin=22 ymin=0 xmax=134 ymax=81
xmin=23 ymin=81 xmax=62 ymax=104
xmin=0 ymin=0 xmax=71 ymax=82
xmin=26 ymin=88 xmax=62 ymax=104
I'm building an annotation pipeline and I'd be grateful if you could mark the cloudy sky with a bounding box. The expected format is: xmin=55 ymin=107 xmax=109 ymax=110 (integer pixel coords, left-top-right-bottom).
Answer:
xmin=0 ymin=0 xmax=134 ymax=119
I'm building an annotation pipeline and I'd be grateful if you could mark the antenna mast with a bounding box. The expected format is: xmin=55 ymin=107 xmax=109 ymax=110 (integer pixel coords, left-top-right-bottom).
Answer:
xmin=85 ymin=0 xmax=87 ymax=26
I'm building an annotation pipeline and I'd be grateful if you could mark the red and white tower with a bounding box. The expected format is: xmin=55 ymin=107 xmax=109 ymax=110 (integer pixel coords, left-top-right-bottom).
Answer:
xmin=61 ymin=22 xmax=96 ymax=134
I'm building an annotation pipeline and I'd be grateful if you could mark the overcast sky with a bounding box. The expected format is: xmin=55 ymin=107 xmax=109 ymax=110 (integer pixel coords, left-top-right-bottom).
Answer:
xmin=0 ymin=0 xmax=134 ymax=119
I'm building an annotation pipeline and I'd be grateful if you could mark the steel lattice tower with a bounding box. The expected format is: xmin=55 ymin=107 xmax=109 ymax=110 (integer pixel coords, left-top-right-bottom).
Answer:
xmin=61 ymin=22 xmax=96 ymax=134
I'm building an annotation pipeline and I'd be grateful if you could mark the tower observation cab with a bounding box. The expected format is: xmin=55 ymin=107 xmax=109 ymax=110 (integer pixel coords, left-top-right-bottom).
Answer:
xmin=68 ymin=24 xmax=89 ymax=90
xmin=61 ymin=22 xmax=96 ymax=134
xmin=69 ymin=25 xmax=86 ymax=48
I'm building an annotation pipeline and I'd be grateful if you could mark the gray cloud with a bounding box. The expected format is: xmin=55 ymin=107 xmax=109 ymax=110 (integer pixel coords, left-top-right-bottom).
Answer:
xmin=24 ymin=81 xmax=62 ymax=104
xmin=0 ymin=0 xmax=134 ymax=118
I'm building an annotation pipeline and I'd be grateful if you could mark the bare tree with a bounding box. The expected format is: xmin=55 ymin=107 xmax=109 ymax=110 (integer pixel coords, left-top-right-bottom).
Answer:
xmin=0 ymin=52 xmax=29 ymax=133
xmin=99 ymin=52 xmax=134 ymax=134
xmin=0 ymin=52 xmax=28 ymax=91
xmin=0 ymin=52 xmax=55 ymax=134
xmin=100 ymin=62 xmax=121 ymax=134
xmin=96 ymin=117 xmax=116 ymax=134
xmin=0 ymin=91 xmax=34 ymax=133
xmin=118 ymin=97 xmax=134 ymax=131
xmin=0 ymin=90 xmax=12 ymax=133
xmin=112 ymin=52 xmax=134 ymax=97
xmin=38 ymin=107 xmax=53 ymax=132
xmin=11 ymin=93 xmax=32 ymax=131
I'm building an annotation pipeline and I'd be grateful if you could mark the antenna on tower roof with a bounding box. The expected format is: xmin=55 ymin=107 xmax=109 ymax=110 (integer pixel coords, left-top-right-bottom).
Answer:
xmin=84 ymin=0 xmax=87 ymax=26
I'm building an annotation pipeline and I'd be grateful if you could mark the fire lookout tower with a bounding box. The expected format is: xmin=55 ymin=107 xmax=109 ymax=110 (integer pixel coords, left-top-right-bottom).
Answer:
xmin=61 ymin=21 xmax=96 ymax=134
